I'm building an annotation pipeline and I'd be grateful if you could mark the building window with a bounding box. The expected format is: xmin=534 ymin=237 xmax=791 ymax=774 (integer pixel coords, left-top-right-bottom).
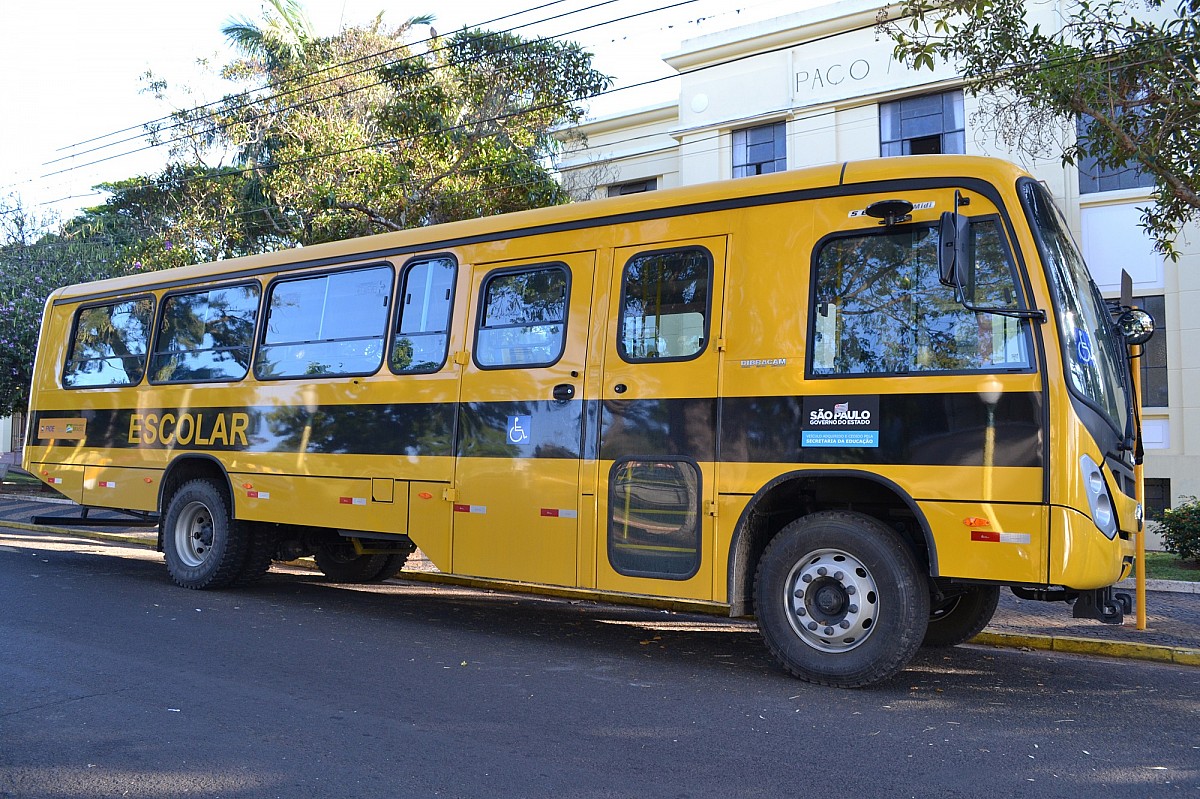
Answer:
xmin=733 ymin=122 xmax=786 ymax=177
xmin=607 ymin=178 xmax=657 ymax=197
xmin=1077 ymin=117 xmax=1156 ymax=194
xmin=1144 ymin=477 xmax=1171 ymax=521
xmin=1133 ymin=295 xmax=1168 ymax=407
xmin=880 ymin=91 xmax=965 ymax=156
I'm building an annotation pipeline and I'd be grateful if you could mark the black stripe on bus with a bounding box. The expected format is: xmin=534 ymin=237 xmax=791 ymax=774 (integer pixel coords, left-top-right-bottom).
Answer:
xmin=32 ymin=390 xmax=1040 ymax=468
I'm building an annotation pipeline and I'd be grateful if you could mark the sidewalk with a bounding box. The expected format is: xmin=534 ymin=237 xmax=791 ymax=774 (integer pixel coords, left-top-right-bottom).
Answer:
xmin=1 ymin=491 xmax=1197 ymax=667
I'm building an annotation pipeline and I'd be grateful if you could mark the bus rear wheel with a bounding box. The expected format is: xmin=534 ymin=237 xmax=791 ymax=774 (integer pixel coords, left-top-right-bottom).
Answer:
xmin=313 ymin=542 xmax=387 ymax=583
xmin=754 ymin=510 xmax=929 ymax=688
xmin=163 ymin=479 xmax=248 ymax=590
xmin=922 ymin=585 xmax=1000 ymax=648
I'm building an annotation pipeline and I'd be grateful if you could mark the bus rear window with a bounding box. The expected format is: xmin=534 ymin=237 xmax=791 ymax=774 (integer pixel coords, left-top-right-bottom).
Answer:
xmin=63 ymin=297 xmax=154 ymax=388
xmin=151 ymin=283 xmax=260 ymax=383
xmin=256 ymin=265 xmax=392 ymax=379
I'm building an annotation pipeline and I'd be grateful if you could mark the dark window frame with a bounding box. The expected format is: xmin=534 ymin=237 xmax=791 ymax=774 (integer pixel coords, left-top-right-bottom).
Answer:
xmin=472 ymin=262 xmax=571 ymax=371
xmin=1132 ymin=294 xmax=1167 ymax=408
xmin=148 ymin=280 xmax=263 ymax=385
xmin=880 ymin=90 xmax=965 ymax=157
xmin=617 ymin=246 xmax=714 ymax=365
xmin=254 ymin=261 xmax=395 ymax=381
xmin=607 ymin=178 xmax=659 ymax=197
xmin=733 ymin=121 xmax=787 ymax=178
xmin=62 ymin=294 xmax=157 ymax=389
xmin=388 ymin=254 xmax=458 ymax=376
xmin=607 ymin=456 xmax=703 ymax=581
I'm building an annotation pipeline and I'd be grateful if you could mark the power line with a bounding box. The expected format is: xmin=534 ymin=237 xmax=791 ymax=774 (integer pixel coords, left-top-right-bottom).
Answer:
xmin=39 ymin=0 xmax=700 ymax=181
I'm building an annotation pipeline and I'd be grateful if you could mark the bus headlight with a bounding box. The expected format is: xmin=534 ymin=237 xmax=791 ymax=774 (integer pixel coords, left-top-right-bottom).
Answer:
xmin=1080 ymin=454 xmax=1118 ymax=539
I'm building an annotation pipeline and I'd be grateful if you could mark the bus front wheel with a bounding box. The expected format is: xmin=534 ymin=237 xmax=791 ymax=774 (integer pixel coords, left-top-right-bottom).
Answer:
xmin=163 ymin=479 xmax=248 ymax=590
xmin=754 ymin=511 xmax=930 ymax=688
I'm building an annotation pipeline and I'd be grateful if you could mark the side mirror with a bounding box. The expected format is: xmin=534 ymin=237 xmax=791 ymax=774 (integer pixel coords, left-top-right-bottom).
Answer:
xmin=937 ymin=210 xmax=970 ymax=289
xmin=1117 ymin=308 xmax=1154 ymax=345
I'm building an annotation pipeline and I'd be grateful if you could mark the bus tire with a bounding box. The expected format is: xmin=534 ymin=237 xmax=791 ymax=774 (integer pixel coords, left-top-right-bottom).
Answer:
xmin=369 ymin=550 xmax=414 ymax=583
xmin=922 ymin=585 xmax=1000 ymax=648
xmin=313 ymin=542 xmax=387 ymax=583
xmin=233 ymin=523 xmax=279 ymax=586
xmin=754 ymin=510 xmax=929 ymax=688
xmin=163 ymin=479 xmax=248 ymax=590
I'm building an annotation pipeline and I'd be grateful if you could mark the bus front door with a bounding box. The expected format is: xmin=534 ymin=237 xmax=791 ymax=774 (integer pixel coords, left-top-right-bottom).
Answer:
xmin=451 ymin=251 xmax=597 ymax=586
xmin=594 ymin=236 xmax=728 ymax=600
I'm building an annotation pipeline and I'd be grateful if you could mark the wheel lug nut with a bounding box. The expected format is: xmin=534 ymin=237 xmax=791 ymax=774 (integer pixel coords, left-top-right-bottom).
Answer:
xmin=794 ymin=589 xmax=804 ymax=598
xmin=824 ymin=627 xmax=834 ymax=636
xmin=817 ymin=567 xmax=827 ymax=576
xmin=846 ymin=586 xmax=856 ymax=595
xmin=807 ymin=622 xmax=818 ymax=631
xmin=840 ymin=621 xmax=851 ymax=629
xmin=834 ymin=571 xmax=844 ymax=581
xmin=802 ymin=574 xmax=813 ymax=583
xmin=848 ymin=604 xmax=858 ymax=613
xmin=797 ymin=608 xmax=807 ymax=617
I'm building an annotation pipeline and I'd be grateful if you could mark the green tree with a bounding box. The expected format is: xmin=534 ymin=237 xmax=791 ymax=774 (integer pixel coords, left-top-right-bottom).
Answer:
xmin=0 ymin=198 xmax=130 ymax=417
xmin=880 ymin=0 xmax=1200 ymax=258
xmin=137 ymin=8 xmax=608 ymax=248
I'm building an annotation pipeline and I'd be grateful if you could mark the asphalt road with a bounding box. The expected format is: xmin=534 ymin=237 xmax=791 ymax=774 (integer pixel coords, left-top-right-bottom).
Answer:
xmin=2 ymin=529 xmax=1197 ymax=799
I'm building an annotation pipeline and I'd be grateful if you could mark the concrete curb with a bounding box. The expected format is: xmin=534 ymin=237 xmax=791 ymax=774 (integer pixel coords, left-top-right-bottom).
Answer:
xmin=1 ymin=519 xmax=156 ymax=549
xmin=972 ymin=631 xmax=1200 ymax=667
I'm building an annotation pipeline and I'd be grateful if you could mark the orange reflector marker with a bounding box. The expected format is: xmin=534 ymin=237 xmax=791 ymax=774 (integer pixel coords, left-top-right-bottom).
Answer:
xmin=242 ymin=482 xmax=254 ymax=489
xmin=418 ymin=492 xmax=433 ymax=500
xmin=963 ymin=517 xmax=991 ymax=528
xmin=144 ymin=477 xmax=154 ymax=483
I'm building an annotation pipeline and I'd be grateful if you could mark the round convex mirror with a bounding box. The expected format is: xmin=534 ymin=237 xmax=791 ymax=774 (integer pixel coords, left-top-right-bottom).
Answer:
xmin=1117 ymin=308 xmax=1154 ymax=345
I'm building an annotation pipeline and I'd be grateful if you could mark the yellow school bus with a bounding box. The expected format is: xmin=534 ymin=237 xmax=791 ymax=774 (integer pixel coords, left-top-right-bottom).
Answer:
xmin=24 ymin=156 xmax=1154 ymax=687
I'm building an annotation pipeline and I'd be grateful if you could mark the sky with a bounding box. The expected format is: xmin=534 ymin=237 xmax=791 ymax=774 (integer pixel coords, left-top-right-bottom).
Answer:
xmin=0 ymin=0 xmax=811 ymax=224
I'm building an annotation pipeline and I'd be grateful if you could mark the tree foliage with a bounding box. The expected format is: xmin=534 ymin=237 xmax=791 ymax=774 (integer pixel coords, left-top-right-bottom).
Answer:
xmin=135 ymin=13 xmax=609 ymax=248
xmin=881 ymin=0 xmax=1200 ymax=258
xmin=0 ymin=199 xmax=130 ymax=417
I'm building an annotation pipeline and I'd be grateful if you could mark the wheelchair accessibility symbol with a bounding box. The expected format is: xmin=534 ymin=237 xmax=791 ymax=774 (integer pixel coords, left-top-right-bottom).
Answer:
xmin=507 ymin=415 xmax=531 ymax=445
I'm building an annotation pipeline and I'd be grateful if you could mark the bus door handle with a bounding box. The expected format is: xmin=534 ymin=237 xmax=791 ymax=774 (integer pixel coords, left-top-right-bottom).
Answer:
xmin=552 ymin=383 xmax=576 ymax=402
xmin=612 ymin=383 xmax=627 ymax=394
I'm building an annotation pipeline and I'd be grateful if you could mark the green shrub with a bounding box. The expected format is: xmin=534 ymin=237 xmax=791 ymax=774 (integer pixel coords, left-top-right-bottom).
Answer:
xmin=1157 ymin=496 xmax=1200 ymax=562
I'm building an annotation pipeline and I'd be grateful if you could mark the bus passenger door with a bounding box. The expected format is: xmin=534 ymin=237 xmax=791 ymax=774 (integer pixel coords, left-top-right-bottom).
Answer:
xmin=594 ymin=237 xmax=728 ymax=600
xmin=451 ymin=251 xmax=596 ymax=586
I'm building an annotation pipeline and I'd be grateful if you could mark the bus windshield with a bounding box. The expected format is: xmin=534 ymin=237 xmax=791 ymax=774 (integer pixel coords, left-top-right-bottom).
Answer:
xmin=1021 ymin=181 xmax=1130 ymax=440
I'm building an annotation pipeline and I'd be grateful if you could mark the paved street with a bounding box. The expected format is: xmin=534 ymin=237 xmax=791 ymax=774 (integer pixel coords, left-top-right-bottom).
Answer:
xmin=1 ymin=528 xmax=1197 ymax=799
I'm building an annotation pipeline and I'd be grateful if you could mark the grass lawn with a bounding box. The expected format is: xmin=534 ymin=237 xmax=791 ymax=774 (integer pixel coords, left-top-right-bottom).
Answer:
xmin=1144 ymin=551 xmax=1200 ymax=582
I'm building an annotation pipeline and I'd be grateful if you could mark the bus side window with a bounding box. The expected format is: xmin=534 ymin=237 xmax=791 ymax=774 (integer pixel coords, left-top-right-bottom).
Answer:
xmin=63 ymin=297 xmax=155 ymax=388
xmin=474 ymin=265 xmax=568 ymax=368
xmin=809 ymin=220 xmax=1031 ymax=375
xmin=618 ymin=247 xmax=712 ymax=362
xmin=150 ymin=283 xmax=260 ymax=383
xmin=256 ymin=264 xmax=393 ymax=379
xmin=391 ymin=257 xmax=456 ymax=374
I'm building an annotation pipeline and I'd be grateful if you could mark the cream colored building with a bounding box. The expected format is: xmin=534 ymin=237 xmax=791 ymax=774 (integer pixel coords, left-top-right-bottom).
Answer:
xmin=558 ymin=0 xmax=1196 ymax=533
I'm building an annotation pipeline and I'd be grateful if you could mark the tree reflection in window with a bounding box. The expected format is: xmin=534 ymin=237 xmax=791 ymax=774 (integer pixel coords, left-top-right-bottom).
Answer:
xmin=391 ymin=258 xmax=455 ymax=374
xmin=811 ymin=221 xmax=1030 ymax=375
xmin=619 ymin=247 xmax=711 ymax=361
xmin=256 ymin=265 xmax=392 ymax=379
xmin=475 ymin=265 xmax=567 ymax=368
xmin=63 ymin=298 xmax=154 ymax=387
xmin=151 ymin=283 xmax=260 ymax=383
